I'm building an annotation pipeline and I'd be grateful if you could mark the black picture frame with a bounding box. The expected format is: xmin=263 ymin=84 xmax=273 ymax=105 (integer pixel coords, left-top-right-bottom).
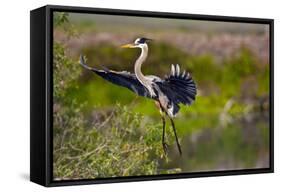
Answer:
xmin=30 ymin=4 xmax=274 ymax=187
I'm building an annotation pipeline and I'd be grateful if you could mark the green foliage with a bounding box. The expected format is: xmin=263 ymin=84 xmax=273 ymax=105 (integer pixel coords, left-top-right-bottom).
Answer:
xmin=54 ymin=12 xmax=78 ymax=37
xmin=54 ymin=12 xmax=69 ymax=27
xmin=53 ymin=104 xmax=178 ymax=180
xmin=53 ymin=42 xmax=81 ymax=100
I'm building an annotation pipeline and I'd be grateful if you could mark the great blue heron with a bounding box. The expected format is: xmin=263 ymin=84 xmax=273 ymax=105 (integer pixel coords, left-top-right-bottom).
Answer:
xmin=80 ymin=37 xmax=197 ymax=155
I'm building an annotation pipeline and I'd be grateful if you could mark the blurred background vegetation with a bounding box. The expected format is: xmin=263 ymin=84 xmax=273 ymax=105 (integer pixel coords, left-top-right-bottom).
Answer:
xmin=53 ymin=12 xmax=270 ymax=180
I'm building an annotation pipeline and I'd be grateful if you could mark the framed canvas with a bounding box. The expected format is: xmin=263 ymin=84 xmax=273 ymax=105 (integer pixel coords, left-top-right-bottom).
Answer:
xmin=30 ymin=5 xmax=274 ymax=187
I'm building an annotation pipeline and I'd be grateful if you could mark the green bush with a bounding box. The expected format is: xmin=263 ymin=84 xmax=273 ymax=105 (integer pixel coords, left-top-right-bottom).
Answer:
xmin=53 ymin=103 xmax=177 ymax=179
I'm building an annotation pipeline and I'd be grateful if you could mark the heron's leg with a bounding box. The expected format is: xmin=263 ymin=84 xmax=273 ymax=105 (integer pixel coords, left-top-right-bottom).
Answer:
xmin=156 ymin=101 xmax=168 ymax=154
xmin=168 ymin=116 xmax=182 ymax=155
xmin=161 ymin=114 xmax=168 ymax=154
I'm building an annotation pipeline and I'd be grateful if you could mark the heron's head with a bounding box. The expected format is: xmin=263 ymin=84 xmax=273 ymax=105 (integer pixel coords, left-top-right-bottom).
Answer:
xmin=121 ymin=37 xmax=152 ymax=49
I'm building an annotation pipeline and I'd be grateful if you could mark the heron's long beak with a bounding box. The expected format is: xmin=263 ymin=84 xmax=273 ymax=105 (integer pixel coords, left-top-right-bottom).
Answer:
xmin=121 ymin=43 xmax=135 ymax=48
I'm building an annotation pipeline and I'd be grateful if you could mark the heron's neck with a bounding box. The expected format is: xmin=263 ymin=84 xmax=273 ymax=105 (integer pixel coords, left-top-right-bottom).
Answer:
xmin=134 ymin=44 xmax=156 ymax=97
xmin=134 ymin=44 xmax=148 ymax=84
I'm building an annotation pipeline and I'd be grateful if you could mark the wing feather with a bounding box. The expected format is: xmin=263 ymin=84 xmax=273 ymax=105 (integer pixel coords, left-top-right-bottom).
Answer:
xmin=80 ymin=55 xmax=149 ymax=97
xmin=156 ymin=64 xmax=197 ymax=107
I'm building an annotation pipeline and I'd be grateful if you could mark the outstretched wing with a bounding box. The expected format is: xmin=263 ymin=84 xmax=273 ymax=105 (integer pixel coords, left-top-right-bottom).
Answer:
xmin=155 ymin=64 xmax=197 ymax=114
xmin=79 ymin=55 xmax=150 ymax=97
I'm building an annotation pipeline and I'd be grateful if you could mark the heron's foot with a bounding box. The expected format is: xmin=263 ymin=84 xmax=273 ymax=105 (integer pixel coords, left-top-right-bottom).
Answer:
xmin=162 ymin=142 xmax=169 ymax=155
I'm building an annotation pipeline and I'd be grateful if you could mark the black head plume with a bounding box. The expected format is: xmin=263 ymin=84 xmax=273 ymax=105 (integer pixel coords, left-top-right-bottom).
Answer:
xmin=135 ymin=37 xmax=153 ymax=44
